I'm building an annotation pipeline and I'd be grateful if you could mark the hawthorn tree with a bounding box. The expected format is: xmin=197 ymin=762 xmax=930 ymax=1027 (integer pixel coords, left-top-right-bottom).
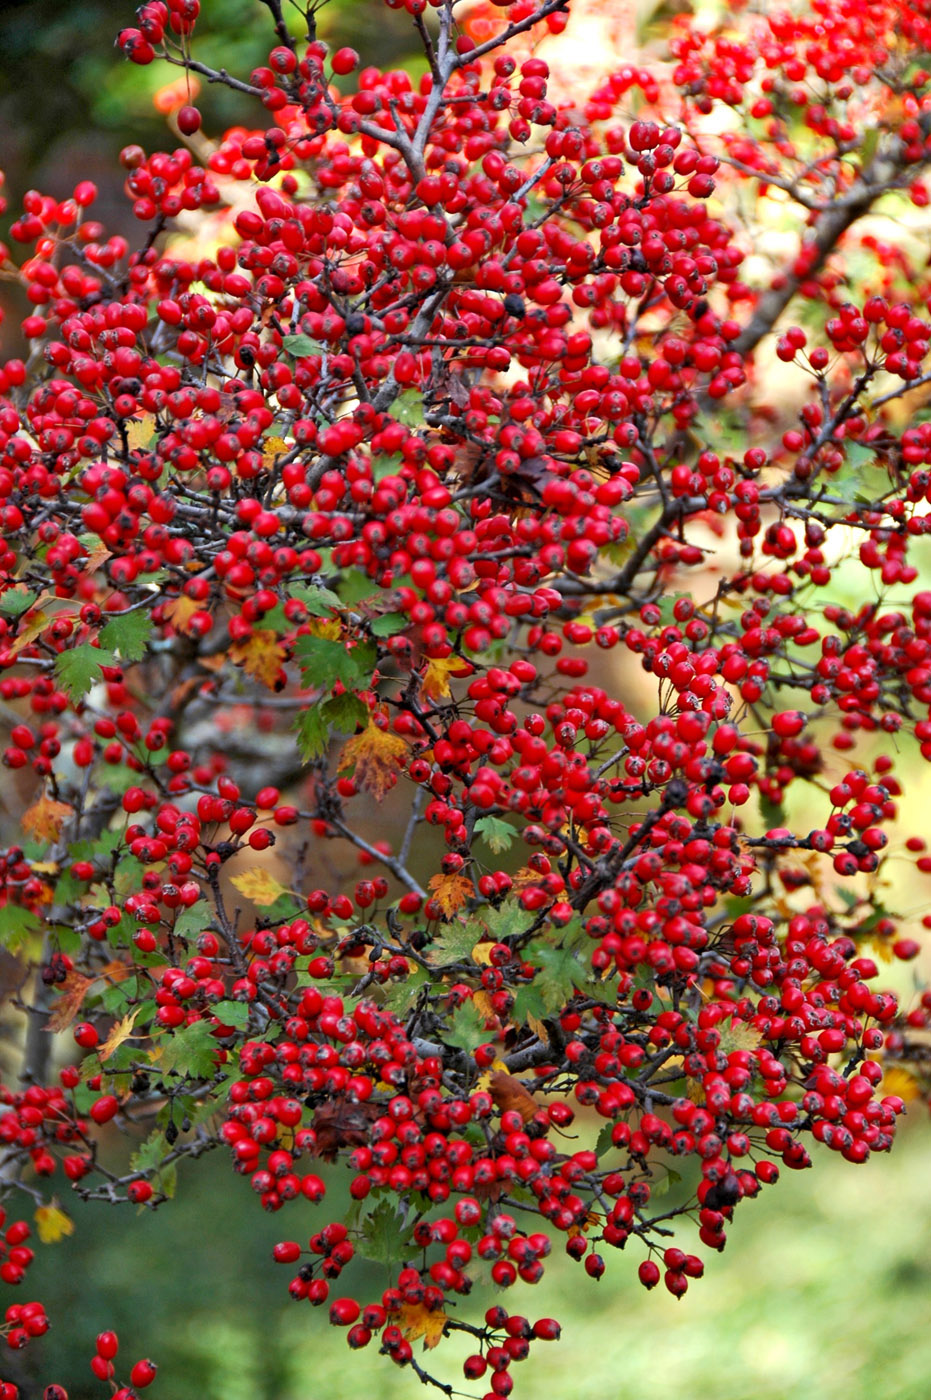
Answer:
xmin=2 ymin=0 xmax=931 ymax=1393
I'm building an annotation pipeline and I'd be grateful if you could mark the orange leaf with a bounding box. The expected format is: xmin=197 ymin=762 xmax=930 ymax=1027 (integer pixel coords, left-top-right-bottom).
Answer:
xmin=163 ymin=595 xmax=200 ymax=635
xmin=397 ymin=1301 xmax=447 ymax=1350
xmin=22 ymin=796 xmax=73 ymax=844
xmin=338 ymin=722 xmax=407 ymax=802
xmin=230 ymin=629 xmax=287 ymax=689
xmin=487 ymin=1070 xmax=537 ymax=1123
xmin=427 ymin=872 xmax=473 ymax=917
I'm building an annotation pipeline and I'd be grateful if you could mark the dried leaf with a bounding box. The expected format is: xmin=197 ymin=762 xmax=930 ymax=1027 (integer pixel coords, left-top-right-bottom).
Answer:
xmin=230 ymin=868 xmax=289 ymax=907
xmin=338 ymin=722 xmax=407 ymax=802
xmin=45 ymin=971 xmax=95 ymax=1033
xmin=98 ymin=1008 xmax=142 ymax=1062
xmin=397 ymin=1301 xmax=447 ymax=1351
xmin=34 ymin=1202 xmax=74 ymax=1244
xmin=22 ymin=796 xmax=74 ymax=845
xmin=427 ymin=873 xmax=473 ymax=918
xmin=487 ymin=1070 xmax=537 ymax=1123
xmin=230 ymin=629 xmax=287 ymax=689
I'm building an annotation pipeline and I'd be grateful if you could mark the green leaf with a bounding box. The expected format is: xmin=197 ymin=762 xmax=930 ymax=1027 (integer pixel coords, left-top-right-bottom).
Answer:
xmin=369 ymin=612 xmax=407 ymax=637
xmin=129 ymin=1128 xmax=178 ymax=1199
xmin=293 ymin=634 xmax=376 ymax=691
xmin=512 ymin=980 xmax=548 ymax=1027
xmin=595 ymin=1123 xmax=616 ymax=1160
xmin=429 ymin=921 xmax=482 ymax=967
xmin=55 ymin=644 xmax=119 ymax=701
xmin=481 ymin=900 xmax=531 ymax=943
xmin=210 ymin=999 xmax=250 ymax=1031
xmin=0 ymin=903 xmax=41 ymax=951
xmin=291 ymin=582 xmax=343 ymax=617
xmin=336 ymin=572 xmax=381 ymax=606
xmin=650 ymin=1167 xmax=682 ymax=1201
xmin=0 ymin=587 xmax=37 ymax=617
xmin=170 ymin=905 xmax=210 ymax=943
xmin=379 ymin=963 xmax=430 ymax=1016
xmin=355 ymin=1199 xmax=416 ymax=1265
xmin=295 ymin=705 xmax=329 ymax=761
xmin=321 ymin=691 xmax=368 ymax=734
xmin=446 ymin=998 xmax=488 ymax=1053
xmin=474 ymin=816 xmax=514 ymax=855
xmin=389 ymin=388 xmax=425 ymax=427
xmin=282 ymin=333 xmax=320 ymax=357
xmin=99 ymin=610 xmax=152 ymax=663
xmin=525 ymin=940 xmax=594 ymax=1014
xmin=150 ymin=1018 xmax=220 ymax=1081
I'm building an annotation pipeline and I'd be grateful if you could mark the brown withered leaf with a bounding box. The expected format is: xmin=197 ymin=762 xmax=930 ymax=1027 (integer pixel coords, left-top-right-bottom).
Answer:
xmin=44 ymin=971 xmax=95 ymax=1033
xmin=487 ymin=1070 xmax=537 ymax=1123
xmin=338 ymin=722 xmax=407 ymax=802
xmin=310 ymin=1099 xmax=380 ymax=1161
xmin=45 ymin=959 xmax=132 ymax=1033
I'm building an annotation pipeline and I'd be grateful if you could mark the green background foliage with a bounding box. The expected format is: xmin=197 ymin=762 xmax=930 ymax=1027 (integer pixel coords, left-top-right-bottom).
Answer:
xmin=20 ymin=1123 xmax=931 ymax=1399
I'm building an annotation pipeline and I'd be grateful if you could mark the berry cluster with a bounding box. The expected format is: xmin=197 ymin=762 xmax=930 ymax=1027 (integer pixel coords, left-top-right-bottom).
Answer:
xmin=1 ymin=0 xmax=931 ymax=1393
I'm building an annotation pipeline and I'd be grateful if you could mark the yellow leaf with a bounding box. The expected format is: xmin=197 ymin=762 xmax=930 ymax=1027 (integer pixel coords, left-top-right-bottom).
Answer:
xmin=35 ymin=1202 xmax=74 ymax=1244
xmin=230 ymin=629 xmax=287 ymax=689
xmin=472 ymin=989 xmax=497 ymax=1024
xmin=421 ymin=655 xmax=461 ymax=701
xmin=527 ymin=1012 xmax=549 ymax=1045
xmin=98 ymin=1008 xmax=142 ymax=1062
xmin=8 ymin=611 xmax=51 ymax=656
xmin=22 ymin=796 xmax=74 ymax=845
xmin=882 ymin=1066 xmax=922 ymax=1102
xmin=261 ymin=435 xmax=290 ymax=472
xmin=306 ymin=615 xmax=342 ymax=640
xmin=231 ymin=867 xmax=289 ymax=907
xmin=427 ymin=872 xmax=473 ymax=918
xmin=125 ymin=414 xmax=157 ymax=452
xmin=471 ymin=941 xmax=494 ymax=966
xmin=397 ymin=1301 xmax=447 ymax=1350
xmin=338 ymin=722 xmax=407 ymax=802
xmin=163 ymin=594 xmax=200 ymax=635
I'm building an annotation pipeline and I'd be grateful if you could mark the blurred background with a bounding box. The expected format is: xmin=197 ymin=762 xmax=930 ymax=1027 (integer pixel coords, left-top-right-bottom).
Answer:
xmin=2 ymin=1 xmax=931 ymax=1396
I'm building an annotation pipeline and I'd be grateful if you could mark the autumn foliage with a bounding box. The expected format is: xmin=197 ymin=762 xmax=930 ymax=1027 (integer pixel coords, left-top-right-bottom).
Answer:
xmin=3 ymin=0 xmax=931 ymax=1393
